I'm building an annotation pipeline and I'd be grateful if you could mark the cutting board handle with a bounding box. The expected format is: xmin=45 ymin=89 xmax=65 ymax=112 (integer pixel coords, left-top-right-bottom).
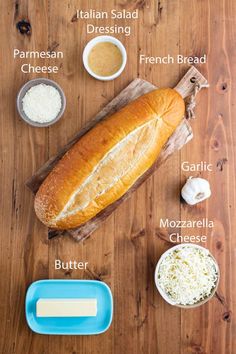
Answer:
xmin=174 ymin=66 xmax=208 ymax=99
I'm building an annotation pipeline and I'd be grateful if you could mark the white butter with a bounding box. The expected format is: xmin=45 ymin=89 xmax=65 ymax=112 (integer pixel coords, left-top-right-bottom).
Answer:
xmin=36 ymin=298 xmax=97 ymax=317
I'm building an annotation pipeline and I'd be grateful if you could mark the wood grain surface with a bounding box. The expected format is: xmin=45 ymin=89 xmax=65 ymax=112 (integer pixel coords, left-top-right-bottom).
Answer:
xmin=0 ymin=1 xmax=235 ymax=354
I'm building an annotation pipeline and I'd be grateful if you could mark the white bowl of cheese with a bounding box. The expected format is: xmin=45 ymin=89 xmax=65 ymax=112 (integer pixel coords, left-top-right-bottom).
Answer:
xmin=17 ymin=78 xmax=66 ymax=127
xmin=155 ymin=244 xmax=220 ymax=308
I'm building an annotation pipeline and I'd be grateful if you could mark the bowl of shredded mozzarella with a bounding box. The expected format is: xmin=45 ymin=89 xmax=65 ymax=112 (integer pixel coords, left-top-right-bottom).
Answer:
xmin=155 ymin=244 xmax=219 ymax=308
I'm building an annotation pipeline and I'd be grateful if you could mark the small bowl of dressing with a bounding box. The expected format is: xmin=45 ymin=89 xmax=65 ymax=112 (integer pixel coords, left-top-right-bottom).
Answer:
xmin=83 ymin=36 xmax=127 ymax=81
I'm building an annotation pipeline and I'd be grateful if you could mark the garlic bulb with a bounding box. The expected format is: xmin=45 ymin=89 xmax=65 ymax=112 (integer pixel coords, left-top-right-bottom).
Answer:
xmin=181 ymin=177 xmax=211 ymax=205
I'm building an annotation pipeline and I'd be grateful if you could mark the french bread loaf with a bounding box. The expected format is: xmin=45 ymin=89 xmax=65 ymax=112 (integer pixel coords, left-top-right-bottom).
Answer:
xmin=34 ymin=88 xmax=185 ymax=229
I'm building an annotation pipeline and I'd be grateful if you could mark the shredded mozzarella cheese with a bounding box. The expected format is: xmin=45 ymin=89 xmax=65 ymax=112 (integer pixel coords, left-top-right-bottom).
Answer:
xmin=157 ymin=246 xmax=218 ymax=305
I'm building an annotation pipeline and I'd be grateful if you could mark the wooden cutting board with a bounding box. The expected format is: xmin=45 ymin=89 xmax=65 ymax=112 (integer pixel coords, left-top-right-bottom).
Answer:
xmin=26 ymin=66 xmax=208 ymax=241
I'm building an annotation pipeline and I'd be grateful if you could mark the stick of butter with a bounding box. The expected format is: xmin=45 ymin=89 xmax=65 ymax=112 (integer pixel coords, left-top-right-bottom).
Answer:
xmin=36 ymin=298 xmax=97 ymax=317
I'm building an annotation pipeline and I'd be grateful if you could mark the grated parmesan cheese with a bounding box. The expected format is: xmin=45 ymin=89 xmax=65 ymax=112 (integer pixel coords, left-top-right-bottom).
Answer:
xmin=157 ymin=245 xmax=218 ymax=305
xmin=22 ymin=83 xmax=62 ymax=123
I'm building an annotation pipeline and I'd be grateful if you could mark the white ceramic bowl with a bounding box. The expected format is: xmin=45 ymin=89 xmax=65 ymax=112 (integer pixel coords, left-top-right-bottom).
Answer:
xmin=154 ymin=243 xmax=220 ymax=308
xmin=83 ymin=35 xmax=127 ymax=81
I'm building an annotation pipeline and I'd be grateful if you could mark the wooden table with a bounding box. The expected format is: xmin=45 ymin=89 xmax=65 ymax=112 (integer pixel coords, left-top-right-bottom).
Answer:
xmin=0 ymin=1 xmax=235 ymax=353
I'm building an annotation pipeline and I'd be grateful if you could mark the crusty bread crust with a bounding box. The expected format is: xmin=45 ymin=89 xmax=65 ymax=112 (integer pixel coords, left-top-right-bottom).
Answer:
xmin=34 ymin=88 xmax=185 ymax=229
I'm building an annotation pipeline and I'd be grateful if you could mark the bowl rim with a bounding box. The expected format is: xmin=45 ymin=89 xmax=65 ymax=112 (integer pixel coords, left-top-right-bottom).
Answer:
xmin=82 ymin=35 xmax=127 ymax=81
xmin=16 ymin=78 xmax=66 ymax=128
xmin=154 ymin=243 xmax=220 ymax=308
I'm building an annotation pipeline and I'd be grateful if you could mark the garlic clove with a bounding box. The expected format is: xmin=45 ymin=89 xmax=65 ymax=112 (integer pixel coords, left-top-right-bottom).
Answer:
xmin=181 ymin=177 xmax=211 ymax=205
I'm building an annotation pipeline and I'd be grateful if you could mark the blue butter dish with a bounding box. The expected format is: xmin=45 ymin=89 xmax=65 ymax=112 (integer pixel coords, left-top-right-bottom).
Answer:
xmin=25 ymin=279 xmax=113 ymax=335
